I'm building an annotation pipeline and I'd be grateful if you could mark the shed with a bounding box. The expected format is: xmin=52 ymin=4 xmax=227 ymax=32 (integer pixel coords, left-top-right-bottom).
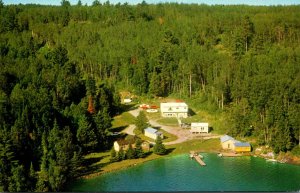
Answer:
xmin=234 ymin=142 xmax=251 ymax=153
xmin=190 ymin=122 xmax=209 ymax=133
xmin=144 ymin=127 xmax=164 ymax=140
xmin=124 ymin=98 xmax=132 ymax=103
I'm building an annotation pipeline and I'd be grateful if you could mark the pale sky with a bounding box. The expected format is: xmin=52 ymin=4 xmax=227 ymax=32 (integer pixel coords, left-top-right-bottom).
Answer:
xmin=3 ymin=0 xmax=300 ymax=6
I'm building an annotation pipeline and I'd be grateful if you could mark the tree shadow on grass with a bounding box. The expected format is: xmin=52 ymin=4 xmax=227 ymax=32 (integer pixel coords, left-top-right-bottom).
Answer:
xmin=188 ymin=108 xmax=196 ymax=116
xmin=166 ymin=148 xmax=176 ymax=155
xmin=78 ymin=155 xmax=110 ymax=177
xmin=110 ymin=126 xmax=128 ymax=132
xmin=120 ymin=103 xmax=137 ymax=113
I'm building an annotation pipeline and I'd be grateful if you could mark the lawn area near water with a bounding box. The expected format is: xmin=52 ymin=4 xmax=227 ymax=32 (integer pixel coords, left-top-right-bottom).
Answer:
xmin=79 ymin=138 xmax=221 ymax=179
xmin=169 ymin=138 xmax=221 ymax=154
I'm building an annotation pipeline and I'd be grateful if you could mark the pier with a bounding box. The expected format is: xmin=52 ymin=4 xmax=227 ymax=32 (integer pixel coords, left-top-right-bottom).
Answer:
xmin=190 ymin=151 xmax=206 ymax=166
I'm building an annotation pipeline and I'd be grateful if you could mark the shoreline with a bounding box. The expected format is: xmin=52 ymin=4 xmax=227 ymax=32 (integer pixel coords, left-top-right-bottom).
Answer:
xmin=77 ymin=137 xmax=300 ymax=180
xmin=78 ymin=153 xmax=164 ymax=179
xmin=78 ymin=151 xmax=300 ymax=181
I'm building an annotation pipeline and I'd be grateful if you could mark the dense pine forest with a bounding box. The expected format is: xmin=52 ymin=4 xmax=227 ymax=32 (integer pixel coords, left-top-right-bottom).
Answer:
xmin=0 ymin=0 xmax=300 ymax=191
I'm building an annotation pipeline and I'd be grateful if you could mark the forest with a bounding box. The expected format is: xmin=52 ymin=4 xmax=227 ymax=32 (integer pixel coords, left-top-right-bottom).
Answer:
xmin=1 ymin=0 xmax=300 ymax=191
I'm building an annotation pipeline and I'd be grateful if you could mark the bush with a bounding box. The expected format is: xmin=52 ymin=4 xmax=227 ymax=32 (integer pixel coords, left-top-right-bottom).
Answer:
xmin=291 ymin=146 xmax=300 ymax=156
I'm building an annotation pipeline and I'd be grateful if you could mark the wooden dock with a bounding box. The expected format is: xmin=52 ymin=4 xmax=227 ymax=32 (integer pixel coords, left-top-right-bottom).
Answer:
xmin=190 ymin=151 xmax=206 ymax=166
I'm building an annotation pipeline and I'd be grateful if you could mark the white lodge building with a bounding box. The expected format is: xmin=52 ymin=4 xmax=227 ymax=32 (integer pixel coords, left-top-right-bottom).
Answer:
xmin=160 ymin=102 xmax=188 ymax=118
xmin=190 ymin=122 xmax=209 ymax=134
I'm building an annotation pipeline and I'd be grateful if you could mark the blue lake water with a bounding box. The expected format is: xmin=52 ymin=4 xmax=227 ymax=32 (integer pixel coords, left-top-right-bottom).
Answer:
xmin=69 ymin=153 xmax=300 ymax=192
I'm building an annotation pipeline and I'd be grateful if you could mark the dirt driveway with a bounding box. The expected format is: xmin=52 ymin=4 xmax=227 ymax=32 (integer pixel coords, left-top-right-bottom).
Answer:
xmin=123 ymin=107 xmax=221 ymax=145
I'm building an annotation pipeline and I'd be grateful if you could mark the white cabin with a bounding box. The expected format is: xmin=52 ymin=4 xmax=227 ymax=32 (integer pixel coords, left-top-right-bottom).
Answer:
xmin=160 ymin=102 xmax=188 ymax=118
xmin=190 ymin=122 xmax=209 ymax=134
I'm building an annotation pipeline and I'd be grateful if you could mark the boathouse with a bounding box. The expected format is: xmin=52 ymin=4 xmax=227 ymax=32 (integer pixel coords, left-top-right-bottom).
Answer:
xmin=144 ymin=127 xmax=164 ymax=140
xmin=234 ymin=142 xmax=251 ymax=153
xmin=160 ymin=102 xmax=188 ymax=118
xmin=220 ymin=135 xmax=236 ymax=150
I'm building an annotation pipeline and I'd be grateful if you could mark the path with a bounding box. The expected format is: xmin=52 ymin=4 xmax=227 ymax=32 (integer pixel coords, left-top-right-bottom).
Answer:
xmin=122 ymin=106 xmax=221 ymax=145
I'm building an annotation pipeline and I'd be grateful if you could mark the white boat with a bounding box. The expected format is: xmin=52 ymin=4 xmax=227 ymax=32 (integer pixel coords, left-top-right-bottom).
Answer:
xmin=198 ymin=154 xmax=204 ymax=159
xmin=217 ymin=153 xmax=223 ymax=157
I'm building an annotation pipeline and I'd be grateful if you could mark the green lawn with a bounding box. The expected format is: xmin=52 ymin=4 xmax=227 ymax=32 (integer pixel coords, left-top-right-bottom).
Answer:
xmin=111 ymin=112 xmax=136 ymax=131
xmin=169 ymin=138 xmax=222 ymax=154
xmin=182 ymin=109 xmax=228 ymax=134
xmin=156 ymin=117 xmax=179 ymax=126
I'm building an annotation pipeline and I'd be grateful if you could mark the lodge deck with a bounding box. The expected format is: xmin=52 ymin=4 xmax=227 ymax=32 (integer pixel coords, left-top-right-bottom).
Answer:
xmin=190 ymin=151 xmax=206 ymax=166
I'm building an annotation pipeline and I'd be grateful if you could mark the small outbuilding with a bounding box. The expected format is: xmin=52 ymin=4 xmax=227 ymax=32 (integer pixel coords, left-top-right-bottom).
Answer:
xmin=144 ymin=127 xmax=164 ymax=140
xmin=123 ymin=98 xmax=132 ymax=103
xmin=234 ymin=142 xmax=251 ymax=153
xmin=190 ymin=122 xmax=209 ymax=134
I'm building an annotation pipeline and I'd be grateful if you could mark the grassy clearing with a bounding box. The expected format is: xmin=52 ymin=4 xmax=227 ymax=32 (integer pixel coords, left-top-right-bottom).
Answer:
xmin=182 ymin=109 xmax=227 ymax=135
xmin=80 ymin=151 xmax=162 ymax=179
xmin=169 ymin=138 xmax=222 ymax=155
xmin=156 ymin=117 xmax=179 ymax=126
xmin=145 ymin=111 xmax=161 ymax=120
xmin=111 ymin=112 xmax=136 ymax=131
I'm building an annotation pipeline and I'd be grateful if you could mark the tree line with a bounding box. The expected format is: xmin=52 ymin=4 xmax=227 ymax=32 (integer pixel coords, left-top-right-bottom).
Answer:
xmin=1 ymin=0 xmax=300 ymax=191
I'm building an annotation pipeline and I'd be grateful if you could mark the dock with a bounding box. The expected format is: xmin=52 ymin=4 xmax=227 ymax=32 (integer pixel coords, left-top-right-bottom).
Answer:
xmin=190 ymin=151 xmax=206 ymax=166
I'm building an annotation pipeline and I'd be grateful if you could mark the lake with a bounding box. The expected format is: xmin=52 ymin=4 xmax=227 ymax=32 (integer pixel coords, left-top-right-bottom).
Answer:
xmin=69 ymin=153 xmax=300 ymax=192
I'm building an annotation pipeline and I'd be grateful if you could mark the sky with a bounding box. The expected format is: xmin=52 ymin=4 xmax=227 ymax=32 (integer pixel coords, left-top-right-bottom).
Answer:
xmin=2 ymin=0 xmax=300 ymax=6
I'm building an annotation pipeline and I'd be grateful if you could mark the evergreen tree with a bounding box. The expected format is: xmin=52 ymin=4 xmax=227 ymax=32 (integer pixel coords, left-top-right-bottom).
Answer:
xmin=0 ymin=128 xmax=16 ymax=191
xmin=126 ymin=143 xmax=136 ymax=159
xmin=117 ymin=148 xmax=126 ymax=161
xmin=153 ymin=136 xmax=167 ymax=155
xmin=8 ymin=164 xmax=27 ymax=192
xmin=110 ymin=148 xmax=118 ymax=162
xmin=135 ymin=138 xmax=145 ymax=158
xmin=135 ymin=111 xmax=148 ymax=134
xmin=76 ymin=115 xmax=98 ymax=150
xmin=28 ymin=162 xmax=37 ymax=191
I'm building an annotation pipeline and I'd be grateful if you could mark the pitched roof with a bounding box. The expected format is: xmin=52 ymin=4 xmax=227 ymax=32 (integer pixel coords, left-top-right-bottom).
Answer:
xmin=220 ymin=135 xmax=235 ymax=143
xmin=116 ymin=136 xmax=137 ymax=145
xmin=144 ymin=127 xmax=158 ymax=134
xmin=191 ymin=122 xmax=209 ymax=127
xmin=234 ymin=142 xmax=251 ymax=147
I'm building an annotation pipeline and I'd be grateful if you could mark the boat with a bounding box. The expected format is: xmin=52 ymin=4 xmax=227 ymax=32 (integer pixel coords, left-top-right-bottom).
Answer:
xmin=217 ymin=153 xmax=223 ymax=157
xmin=198 ymin=154 xmax=204 ymax=159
